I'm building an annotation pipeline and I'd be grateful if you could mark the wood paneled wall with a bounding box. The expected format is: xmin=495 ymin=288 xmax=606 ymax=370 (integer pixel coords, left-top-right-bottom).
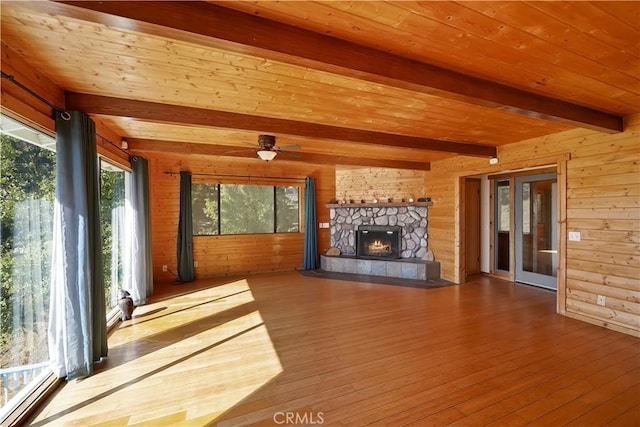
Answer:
xmin=335 ymin=166 xmax=425 ymax=202
xmin=425 ymin=114 xmax=640 ymax=336
xmin=144 ymin=152 xmax=335 ymax=281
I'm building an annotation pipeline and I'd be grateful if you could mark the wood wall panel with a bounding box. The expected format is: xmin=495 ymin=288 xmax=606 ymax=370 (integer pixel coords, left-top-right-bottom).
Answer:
xmin=144 ymin=152 xmax=335 ymax=281
xmin=424 ymin=113 xmax=640 ymax=335
xmin=335 ymin=166 xmax=425 ymax=203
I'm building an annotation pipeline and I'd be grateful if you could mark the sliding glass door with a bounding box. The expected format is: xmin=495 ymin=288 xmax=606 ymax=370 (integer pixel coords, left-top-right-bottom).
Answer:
xmin=99 ymin=160 xmax=128 ymax=310
xmin=514 ymin=173 xmax=558 ymax=290
xmin=0 ymin=115 xmax=55 ymax=408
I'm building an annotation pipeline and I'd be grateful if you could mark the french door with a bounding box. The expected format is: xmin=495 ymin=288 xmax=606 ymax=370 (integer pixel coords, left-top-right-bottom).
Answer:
xmin=514 ymin=173 xmax=558 ymax=290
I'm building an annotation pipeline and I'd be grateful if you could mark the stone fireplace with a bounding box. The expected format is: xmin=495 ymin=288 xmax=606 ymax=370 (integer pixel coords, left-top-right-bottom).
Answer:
xmin=329 ymin=203 xmax=430 ymax=259
xmin=356 ymin=225 xmax=402 ymax=259
xmin=323 ymin=202 xmax=439 ymax=281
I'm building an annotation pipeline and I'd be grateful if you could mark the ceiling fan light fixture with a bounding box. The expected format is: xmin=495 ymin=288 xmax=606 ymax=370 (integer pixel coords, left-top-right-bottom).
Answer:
xmin=257 ymin=150 xmax=277 ymax=162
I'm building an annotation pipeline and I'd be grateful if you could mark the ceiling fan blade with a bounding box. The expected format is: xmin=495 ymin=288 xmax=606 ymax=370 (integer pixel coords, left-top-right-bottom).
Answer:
xmin=277 ymin=143 xmax=301 ymax=150
xmin=278 ymin=150 xmax=302 ymax=158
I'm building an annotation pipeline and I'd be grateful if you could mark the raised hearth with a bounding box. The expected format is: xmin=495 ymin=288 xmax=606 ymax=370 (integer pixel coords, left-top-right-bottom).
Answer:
xmin=321 ymin=255 xmax=440 ymax=281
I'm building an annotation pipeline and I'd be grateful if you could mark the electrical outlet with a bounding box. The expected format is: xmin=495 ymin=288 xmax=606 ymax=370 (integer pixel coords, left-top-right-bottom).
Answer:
xmin=194 ymin=261 xmax=199 ymax=268
xmin=568 ymin=231 xmax=581 ymax=242
xmin=162 ymin=265 xmax=168 ymax=272
xmin=596 ymin=295 xmax=606 ymax=306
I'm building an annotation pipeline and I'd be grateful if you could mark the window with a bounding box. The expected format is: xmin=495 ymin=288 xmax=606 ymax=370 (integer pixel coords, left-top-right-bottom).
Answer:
xmin=193 ymin=184 xmax=219 ymax=235
xmin=193 ymin=183 xmax=299 ymax=235
xmin=275 ymin=186 xmax=300 ymax=233
xmin=100 ymin=160 xmax=128 ymax=310
xmin=0 ymin=115 xmax=55 ymax=408
xmin=221 ymin=184 xmax=275 ymax=234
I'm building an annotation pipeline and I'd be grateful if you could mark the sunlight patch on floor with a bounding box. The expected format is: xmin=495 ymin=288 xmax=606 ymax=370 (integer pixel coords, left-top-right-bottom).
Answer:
xmin=31 ymin=279 xmax=283 ymax=426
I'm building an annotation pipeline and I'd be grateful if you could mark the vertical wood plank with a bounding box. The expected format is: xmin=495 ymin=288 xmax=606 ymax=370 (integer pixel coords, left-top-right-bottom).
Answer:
xmin=558 ymin=158 xmax=568 ymax=315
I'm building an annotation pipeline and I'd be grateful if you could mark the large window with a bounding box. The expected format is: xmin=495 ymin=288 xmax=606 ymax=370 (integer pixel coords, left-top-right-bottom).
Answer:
xmin=0 ymin=115 xmax=55 ymax=408
xmin=100 ymin=160 xmax=128 ymax=310
xmin=193 ymin=183 xmax=300 ymax=236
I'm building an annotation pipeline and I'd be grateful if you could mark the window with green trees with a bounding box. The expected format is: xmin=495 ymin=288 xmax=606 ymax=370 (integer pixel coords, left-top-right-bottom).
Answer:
xmin=100 ymin=160 xmax=128 ymax=311
xmin=193 ymin=183 xmax=299 ymax=236
xmin=0 ymin=115 xmax=132 ymax=409
xmin=0 ymin=116 xmax=55 ymax=407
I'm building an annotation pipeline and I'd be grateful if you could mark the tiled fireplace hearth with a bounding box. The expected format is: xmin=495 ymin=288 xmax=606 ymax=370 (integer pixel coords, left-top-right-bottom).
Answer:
xmin=324 ymin=202 xmax=440 ymax=281
xmin=320 ymin=255 xmax=440 ymax=280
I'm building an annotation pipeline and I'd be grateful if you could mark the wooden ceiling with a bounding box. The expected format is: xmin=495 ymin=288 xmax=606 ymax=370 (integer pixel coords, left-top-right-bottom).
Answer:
xmin=1 ymin=1 xmax=638 ymax=169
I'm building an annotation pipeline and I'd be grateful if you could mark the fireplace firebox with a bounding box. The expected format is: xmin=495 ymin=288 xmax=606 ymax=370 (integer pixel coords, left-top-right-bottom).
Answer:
xmin=356 ymin=225 xmax=402 ymax=259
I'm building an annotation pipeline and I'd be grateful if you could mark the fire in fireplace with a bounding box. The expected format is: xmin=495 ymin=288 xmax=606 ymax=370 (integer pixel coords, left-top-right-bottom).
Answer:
xmin=356 ymin=225 xmax=402 ymax=259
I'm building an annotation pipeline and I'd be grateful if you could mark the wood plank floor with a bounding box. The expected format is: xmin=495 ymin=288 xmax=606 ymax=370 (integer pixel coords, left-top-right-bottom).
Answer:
xmin=28 ymin=272 xmax=640 ymax=426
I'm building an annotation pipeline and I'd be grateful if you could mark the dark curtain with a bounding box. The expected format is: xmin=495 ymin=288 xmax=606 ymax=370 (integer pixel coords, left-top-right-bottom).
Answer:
xmin=48 ymin=111 xmax=107 ymax=379
xmin=128 ymin=156 xmax=153 ymax=303
xmin=303 ymin=177 xmax=318 ymax=270
xmin=177 ymin=171 xmax=195 ymax=282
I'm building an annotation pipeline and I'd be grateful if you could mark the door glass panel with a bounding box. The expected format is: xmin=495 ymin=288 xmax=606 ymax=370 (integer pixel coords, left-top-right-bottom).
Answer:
xmin=495 ymin=180 xmax=510 ymax=271
xmin=0 ymin=116 xmax=55 ymax=408
xmin=521 ymin=180 xmax=557 ymax=277
xmin=522 ymin=183 xmax=531 ymax=234
xmin=516 ymin=173 xmax=557 ymax=290
xmin=100 ymin=160 xmax=127 ymax=310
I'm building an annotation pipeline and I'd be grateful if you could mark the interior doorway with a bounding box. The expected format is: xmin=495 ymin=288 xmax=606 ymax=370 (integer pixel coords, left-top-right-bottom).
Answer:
xmin=460 ymin=167 xmax=560 ymax=290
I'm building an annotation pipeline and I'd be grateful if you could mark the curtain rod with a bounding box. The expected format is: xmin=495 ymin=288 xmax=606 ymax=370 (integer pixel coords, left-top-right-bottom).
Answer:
xmin=1 ymin=71 xmax=71 ymax=120
xmin=163 ymin=171 xmax=307 ymax=181
xmin=97 ymin=133 xmax=130 ymax=157
xmin=1 ymin=71 xmax=133 ymax=157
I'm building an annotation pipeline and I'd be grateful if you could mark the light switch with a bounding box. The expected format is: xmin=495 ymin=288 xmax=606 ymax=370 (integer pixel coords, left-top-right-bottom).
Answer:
xmin=568 ymin=231 xmax=581 ymax=241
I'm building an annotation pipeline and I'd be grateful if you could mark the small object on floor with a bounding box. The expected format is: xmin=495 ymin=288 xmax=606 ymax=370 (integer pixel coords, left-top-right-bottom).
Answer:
xmin=118 ymin=290 xmax=135 ymax=321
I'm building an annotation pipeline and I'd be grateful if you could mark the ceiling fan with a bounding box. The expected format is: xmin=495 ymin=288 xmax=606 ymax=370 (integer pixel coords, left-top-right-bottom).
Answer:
xmin=255 ymin=134 xmax=300 ymax=162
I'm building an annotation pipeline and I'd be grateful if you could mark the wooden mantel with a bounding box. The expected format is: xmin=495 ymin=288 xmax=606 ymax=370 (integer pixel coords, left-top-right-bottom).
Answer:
xmin=326 ymin=201 xmax=433 ymax=209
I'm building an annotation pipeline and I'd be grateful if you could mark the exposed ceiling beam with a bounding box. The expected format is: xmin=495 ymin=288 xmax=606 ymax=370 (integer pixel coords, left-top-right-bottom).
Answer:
xmin=66 ymin=92 xmax=495 ymax=157
xmin=53 ymin=0 xmax=623 ymax=133
xmin=126 ymin=138 xmax=431 ymax=171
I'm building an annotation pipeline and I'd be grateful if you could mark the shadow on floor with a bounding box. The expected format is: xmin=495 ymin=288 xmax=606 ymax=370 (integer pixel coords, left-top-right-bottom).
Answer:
xmin=298 ymin=269 xmax=456 ymax=289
